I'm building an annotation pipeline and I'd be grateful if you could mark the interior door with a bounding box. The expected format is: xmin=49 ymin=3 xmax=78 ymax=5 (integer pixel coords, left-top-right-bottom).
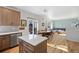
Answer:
xmin=28 ymin=19 xmax=38 ymax=34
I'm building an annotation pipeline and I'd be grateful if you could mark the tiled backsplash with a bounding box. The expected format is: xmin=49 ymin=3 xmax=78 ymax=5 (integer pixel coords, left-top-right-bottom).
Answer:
xmin=0 ymin=26 xmax=19 ymax=33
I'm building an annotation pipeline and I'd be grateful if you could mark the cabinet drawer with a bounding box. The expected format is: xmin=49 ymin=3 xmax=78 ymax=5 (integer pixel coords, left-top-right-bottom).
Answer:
xmin=23 ymin=41 xmax=34 ymax=50
xmin=22 ymin=45 xmax=34 ymax=53
xmin=22 ymin=43 xmax=34 ymax=52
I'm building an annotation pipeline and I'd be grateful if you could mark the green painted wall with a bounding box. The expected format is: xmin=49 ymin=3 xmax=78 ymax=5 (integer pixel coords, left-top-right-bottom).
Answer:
xmin=52 ymin=18 xmax=79 ymax=28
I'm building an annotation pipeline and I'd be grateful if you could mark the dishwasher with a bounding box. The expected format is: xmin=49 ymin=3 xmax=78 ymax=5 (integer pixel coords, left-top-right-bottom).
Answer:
xmin=10 ymin=34 xmax=18 ymax=47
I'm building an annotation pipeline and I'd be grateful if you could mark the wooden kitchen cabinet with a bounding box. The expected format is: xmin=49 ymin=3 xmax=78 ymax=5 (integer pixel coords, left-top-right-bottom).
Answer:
xmin=2 ymin=36 xmax=10 ymax=50
xmin=0 ymin=37 xmax=2 ymax=50
xmin=19 ymin=39 xmax=47 ymax=53
xmin=11 ymin=10 xmax=20 ymax=26
xmin=0 ymin=7 xmax=20 ymax=26
xmin=0 ymin=35 xmax=10 ymax=51
xmin=0 ymin=7 xmax=3 ymax=25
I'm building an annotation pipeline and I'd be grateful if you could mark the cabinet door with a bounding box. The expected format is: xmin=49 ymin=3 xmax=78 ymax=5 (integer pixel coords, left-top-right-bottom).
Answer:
xmin=0 ymin=37 xmax=2 ymax=50
xmin=0 ymin=7 xmax=12 ymax=26
xmin=0 ymin=7 xmax=20 ymax=26
xmin=1 ymin=7 xmax=10 ymax=26
xmin=2 ymin=36 xmax=10 ymax=50
xmin=0 ymin=7 xmax=3 ymax=25
xmin=11 ymin=11 xmax=20 ymax=26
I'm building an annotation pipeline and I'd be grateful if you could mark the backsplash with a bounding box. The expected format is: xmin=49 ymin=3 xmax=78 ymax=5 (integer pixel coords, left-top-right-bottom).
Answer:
xmin=0 ymin=26 xmax=19 ymax=33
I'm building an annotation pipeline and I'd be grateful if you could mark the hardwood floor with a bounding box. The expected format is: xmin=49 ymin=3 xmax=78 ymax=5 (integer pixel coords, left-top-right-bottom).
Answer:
xmin=47 ymin=43 xmax=68 ymax=53
xmin=2 ymin=33 xmax=69 ymax=53
xmin=2 ymin=46 xmax=19 ymax=53
xmin=47 ymin=33 xmax=68 ymax=53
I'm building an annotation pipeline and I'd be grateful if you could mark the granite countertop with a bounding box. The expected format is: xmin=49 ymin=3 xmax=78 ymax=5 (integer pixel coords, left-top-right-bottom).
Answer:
xmin=0 ymin=30 xmax=24 ymax=36
xmin=18 ymin=34 xmax=48 ymax=46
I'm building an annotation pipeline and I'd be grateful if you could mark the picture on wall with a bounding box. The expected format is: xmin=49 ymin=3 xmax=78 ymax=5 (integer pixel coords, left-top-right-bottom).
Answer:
xmin=19 ymin=19 xmax=27 ymax=30
xmin=20 ymin=19 xmax=27 ymax=27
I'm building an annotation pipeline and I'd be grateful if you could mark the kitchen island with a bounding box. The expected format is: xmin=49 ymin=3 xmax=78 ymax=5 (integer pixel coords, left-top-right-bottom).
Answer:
xmin=18 ymin=34 xmax=48 ymax=53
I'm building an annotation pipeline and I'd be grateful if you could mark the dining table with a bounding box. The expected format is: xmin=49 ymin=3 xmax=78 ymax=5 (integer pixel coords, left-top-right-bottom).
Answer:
xmin=38 ymin=31 xmax=53 ymax=37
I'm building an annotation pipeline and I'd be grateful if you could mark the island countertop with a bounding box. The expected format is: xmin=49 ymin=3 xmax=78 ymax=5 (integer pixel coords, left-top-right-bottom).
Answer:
xmin=18 ymin=34 xmax=48 ymax=46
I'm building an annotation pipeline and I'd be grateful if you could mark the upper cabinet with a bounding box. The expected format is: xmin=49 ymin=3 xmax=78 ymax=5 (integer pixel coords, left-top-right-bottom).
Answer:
xmin=0 ymin=7 xmax=20 ymax=26
xmin=0 ymin=7 xmax=3 ymax=25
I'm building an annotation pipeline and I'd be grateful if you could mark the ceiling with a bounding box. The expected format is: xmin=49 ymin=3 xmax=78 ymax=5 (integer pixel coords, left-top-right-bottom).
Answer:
xmin=14 ymin=6 xmax=79 ymax=20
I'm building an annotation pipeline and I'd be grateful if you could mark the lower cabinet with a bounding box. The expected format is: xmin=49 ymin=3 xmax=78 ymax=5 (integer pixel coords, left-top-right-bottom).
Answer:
xmin=0 ymin=35 xmax=10 ymax=51
xmin=0 ymin=38 xmax=2 ymax=50
xmin=0 ymin=33 xmax=20 ymax=52
xmin=19 ymin=39 xmax=47 ymax=53
xmin=2 ymin=36 xmax=10 ymax=50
